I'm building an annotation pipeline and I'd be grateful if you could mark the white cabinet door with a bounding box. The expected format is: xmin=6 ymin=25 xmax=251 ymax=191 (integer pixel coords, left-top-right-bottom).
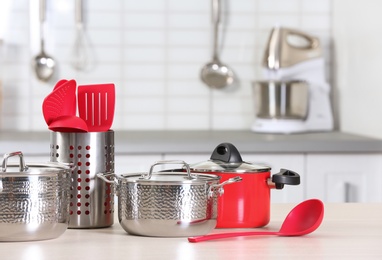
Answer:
xmin=244 ymin=153 xmax=305 ymax=203
xmin=306 ymin=154 xmax=382 ymax=203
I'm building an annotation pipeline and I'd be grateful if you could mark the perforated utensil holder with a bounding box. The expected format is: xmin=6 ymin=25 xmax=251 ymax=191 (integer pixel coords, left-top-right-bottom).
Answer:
xmin=50 ymin=131 xmax=114 ymax=228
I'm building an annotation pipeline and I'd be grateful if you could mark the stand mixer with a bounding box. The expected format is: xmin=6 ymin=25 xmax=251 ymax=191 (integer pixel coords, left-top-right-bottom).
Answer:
xmin=251 ymin=26 xmax=334 ymax=134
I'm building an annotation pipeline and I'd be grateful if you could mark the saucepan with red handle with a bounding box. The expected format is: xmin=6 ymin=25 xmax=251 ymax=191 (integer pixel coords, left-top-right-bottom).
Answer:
xmin=189 ymin=142 xmax=300 ymax=228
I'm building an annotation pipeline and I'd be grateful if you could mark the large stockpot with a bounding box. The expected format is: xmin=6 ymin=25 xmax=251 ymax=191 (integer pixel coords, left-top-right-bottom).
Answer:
xmin=97 ymin=160 xmax=241 ymax=237
xmin=190 ymin=143 xmax=300 ymax=228
xmin=0 ymin=151 xmax=71 ymax=242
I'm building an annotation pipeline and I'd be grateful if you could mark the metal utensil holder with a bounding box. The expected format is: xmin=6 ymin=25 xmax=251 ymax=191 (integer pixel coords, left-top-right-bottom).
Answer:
xmin=50 ymin=131 xmax=114 ymax=229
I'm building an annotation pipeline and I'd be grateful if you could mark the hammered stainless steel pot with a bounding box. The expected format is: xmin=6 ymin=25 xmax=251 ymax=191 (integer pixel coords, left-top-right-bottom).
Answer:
xmin=97 ymin=160 xmax=241 ymax=237
xmin=0 ymin=151 xmax=71 ymax=242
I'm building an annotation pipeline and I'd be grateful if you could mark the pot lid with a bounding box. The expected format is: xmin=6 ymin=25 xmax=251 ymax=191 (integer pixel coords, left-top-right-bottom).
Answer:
xmin=120 ymin=172 xmax=220 ymax=185
xmin=119 ymin=160 xmax=220 ymax=185
xmin=0 ymin=151 xmax=70 ymax=177
xmin=190 ymin=143 xmax=270 ymax=173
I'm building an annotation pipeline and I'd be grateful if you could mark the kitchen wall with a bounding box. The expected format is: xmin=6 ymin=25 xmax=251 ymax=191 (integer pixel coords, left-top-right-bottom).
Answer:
xmin=333 ymin=0 xmax=382 ymax=139
xmin=0 ymin=0 xmax=332 ymax=131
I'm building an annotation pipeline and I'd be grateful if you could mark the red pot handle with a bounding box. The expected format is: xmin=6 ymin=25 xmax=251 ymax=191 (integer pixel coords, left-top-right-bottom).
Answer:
xmin=271 ymin=169 xmax=300 ymax=189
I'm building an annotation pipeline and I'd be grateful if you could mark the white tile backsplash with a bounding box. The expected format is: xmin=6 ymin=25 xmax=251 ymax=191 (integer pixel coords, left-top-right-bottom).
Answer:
xmin=301 ymin=0 xmax=331 ymax=13
xmin=258 ymin=0 xmax=300 ymax=12
xmin=0 ymin=0 xmax=332 ymax=132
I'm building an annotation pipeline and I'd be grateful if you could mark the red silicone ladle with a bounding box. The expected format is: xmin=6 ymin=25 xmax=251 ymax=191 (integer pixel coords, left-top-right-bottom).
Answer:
xmin=188 ymin=199 xmax=324 ymax=243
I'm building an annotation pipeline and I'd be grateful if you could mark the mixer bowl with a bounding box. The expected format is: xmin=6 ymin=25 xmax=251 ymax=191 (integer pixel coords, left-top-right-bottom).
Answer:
xmin=253 ymin=80 xmax=309 ymax=120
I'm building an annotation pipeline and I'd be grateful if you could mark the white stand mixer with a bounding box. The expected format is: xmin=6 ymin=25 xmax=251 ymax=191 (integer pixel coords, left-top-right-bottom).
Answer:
xmin=251 ymin=27 xmax=334 ymax=134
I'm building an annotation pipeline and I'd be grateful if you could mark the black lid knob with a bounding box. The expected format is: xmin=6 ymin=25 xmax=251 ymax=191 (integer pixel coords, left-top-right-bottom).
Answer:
xmin=210 ymin=143 xmax=243 ymax=163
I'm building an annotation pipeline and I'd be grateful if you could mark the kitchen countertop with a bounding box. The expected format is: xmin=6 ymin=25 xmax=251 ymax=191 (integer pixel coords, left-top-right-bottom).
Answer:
xmin=1 ymin=203 xmax=381 ymax=260
xmin=0 ymin=130 xmax=382 ymax=156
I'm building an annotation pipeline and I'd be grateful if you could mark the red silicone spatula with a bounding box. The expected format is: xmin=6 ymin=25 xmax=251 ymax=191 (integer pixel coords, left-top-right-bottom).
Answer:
xmin=53 ymin=79 xmax=68 ymax=91
xmin=77 ymin=83 xmax=115 ymax=132
xmin=42 ymin=79 xmax=77 ymax=125
xmin=52 ymin=79 xmax=76 ymax=116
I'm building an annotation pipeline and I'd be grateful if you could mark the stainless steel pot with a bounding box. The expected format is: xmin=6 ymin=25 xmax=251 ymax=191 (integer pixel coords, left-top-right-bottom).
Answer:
xmin=0 ymin=151 xmax=71 ymax=242
xmin=97 ymin=160 xmax=241 ymax=237
xmin=253 ymin=80 xmax=309 ymax=120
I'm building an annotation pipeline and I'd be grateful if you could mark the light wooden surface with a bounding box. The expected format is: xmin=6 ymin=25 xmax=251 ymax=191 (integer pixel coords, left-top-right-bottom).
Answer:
xmin=1 ymin=203 xmax=382 ymax=259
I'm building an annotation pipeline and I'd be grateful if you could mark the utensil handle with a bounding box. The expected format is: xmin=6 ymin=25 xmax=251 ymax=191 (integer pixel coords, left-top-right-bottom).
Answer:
xmin=38 ymin=0 xmax=47 ymax=51
xmin=188 ymin=231 xmax=279 ymax=243
xmin=212 ymin=0 xmax=220 ymax=25
xmin=39 ymin=0 xmax=46 ymax=23
xmin=75 ymin=0 xmax=83 ymax=25
xmin=211 ymin=0 xmax=220 ymax=60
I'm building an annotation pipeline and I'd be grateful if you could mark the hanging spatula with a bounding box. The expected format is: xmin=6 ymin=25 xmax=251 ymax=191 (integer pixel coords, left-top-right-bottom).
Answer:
xmin=77 ymin=83 xmax=115 ymax=132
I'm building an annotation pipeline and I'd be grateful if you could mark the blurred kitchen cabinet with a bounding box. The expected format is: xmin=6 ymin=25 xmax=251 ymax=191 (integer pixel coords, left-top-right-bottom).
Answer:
xmin=306 ymin=154 xmax=382 ymax=203
xmin=244 ymin=154 xmax=305 ymax=203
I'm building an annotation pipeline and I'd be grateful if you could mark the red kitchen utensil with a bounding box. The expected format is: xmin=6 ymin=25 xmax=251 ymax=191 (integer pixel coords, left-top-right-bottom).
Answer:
xmin=48 ymin=115 xmax=88 ymax=132
xmin=77 ymin=83 xmax=115 ymax=132
xmin=42 ymin=79 xmax=77 ymax=125
xmin=53 ymin=79 xmax=68 ymax=91
xmin=53 ymin=79 xmax=76 ymax=116
xmin=188 ymin=199 xmax=324 ymax=243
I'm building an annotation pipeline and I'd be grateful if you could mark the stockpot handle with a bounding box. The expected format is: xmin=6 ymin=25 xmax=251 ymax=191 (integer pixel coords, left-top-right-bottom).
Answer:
xmin=1 ymin=151 xmax=28 ymax=172
xmin=143 ymin=160 xmax=192 ymax=180
xmin=271 ymin=169 xmax=300 ymax=189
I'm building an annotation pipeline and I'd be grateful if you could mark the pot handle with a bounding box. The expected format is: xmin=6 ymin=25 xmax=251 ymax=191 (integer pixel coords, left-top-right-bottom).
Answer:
xmin=210 ymin=143 xmax=243 ymax=163
xmin=144 ymin=160 xmax=192 ymax=180
xmin=270 ymin=169 xmax=300 ymax=190
xmin=1 ymin=151 xmax=28 ymax=172
xmin=208 ymin=176 xmax=242 ymax=197
xmin=0 ymin=151 xmax=29 ymax=193
xmin=96 ymin=172 xmax=116 ymax=184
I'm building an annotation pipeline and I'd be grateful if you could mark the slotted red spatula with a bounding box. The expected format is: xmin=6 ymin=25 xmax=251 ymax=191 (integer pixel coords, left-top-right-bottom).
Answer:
xmin=77 ymin=83 xmax=115 ymax=132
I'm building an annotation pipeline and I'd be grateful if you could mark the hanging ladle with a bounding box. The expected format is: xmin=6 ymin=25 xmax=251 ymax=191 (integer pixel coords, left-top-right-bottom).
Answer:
xmin=200 ymin=0 xmax=235 ymax=89
xmin=33 ymin=0 xmax=55 ymax=82
xmin=188 ymin=199 xmax=324 ymax=243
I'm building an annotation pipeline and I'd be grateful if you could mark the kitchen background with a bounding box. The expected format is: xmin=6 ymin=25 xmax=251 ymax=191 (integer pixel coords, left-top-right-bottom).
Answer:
xmin=0 ymin=0 xmax=378 ymax=138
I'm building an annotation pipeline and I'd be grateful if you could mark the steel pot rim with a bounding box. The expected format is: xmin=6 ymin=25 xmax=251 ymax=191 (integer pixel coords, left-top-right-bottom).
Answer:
xmin=99 ymin=160 xmax=222 ymax=186
xmin=1 ymin=151 xmax=71 ymax=177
